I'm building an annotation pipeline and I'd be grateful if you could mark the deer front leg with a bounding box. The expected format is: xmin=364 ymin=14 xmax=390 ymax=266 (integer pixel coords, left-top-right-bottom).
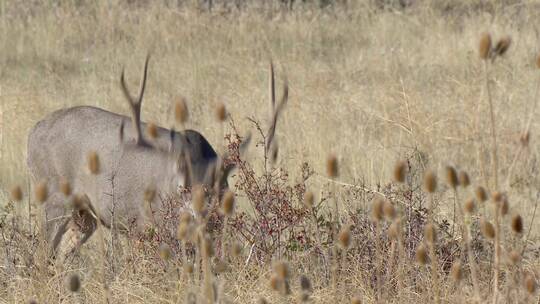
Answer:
xmin=54 ymin=196 xmax=97 ymax=262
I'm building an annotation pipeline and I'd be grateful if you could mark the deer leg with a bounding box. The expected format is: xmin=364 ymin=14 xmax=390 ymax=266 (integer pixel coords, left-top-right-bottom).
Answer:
xmin=55 ymin=206 xmax=97 ymax=261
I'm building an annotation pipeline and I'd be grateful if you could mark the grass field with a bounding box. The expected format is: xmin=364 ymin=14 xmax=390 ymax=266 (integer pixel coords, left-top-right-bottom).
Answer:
xmin=1 ymin=0 xmax=540 ymax=303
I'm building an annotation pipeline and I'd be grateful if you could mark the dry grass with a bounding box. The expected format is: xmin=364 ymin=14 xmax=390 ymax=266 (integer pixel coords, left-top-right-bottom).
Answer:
xmin=2 ymin=0 xmax=540 ymax=303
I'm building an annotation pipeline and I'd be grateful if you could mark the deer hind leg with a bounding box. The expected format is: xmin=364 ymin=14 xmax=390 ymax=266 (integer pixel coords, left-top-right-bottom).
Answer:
xmin=54 ymin=202 xmax=97 ymax=261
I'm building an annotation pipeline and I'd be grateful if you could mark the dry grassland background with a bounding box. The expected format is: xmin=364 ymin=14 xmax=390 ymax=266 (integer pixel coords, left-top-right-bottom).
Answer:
xmin=2 ymin=0 xmax=540 ymax=303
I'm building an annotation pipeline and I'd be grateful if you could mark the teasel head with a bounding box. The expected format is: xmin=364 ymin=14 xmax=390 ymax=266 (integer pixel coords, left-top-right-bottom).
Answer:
xmin=388 ymin=220 xmax=400 ymax=240
xmin=458 ymin=171 xmax=470 ymax=188
xmin=144 ymin=185 xmax=156 ymax=203
xmin=424 ymin=223 xmax=437 ymax=244
xmin=509 ymin=250 xmax=521 ymax=265
xmin=524 ymin=274 xmax=537 ymax=294
xmin=59 ymin=178 xmax=71 ymax=196
xmin=147 ymin=123 xmax=158 ymax=139
xmin=520 ymin=131 xmax=530 ymax=147
xmin=158 ymin=243 xmax=172 ymax=261
xmin=221 ymin=190 xmax=235 ymax=216
xmin=479 ymin=32 xmax=492 ymax=60
xmin=338 ymin=225 xmax=352 ymax=249
xmin=393 ymin=160 xmax=407 ymax=183
xmin=215 ymin=102 xmax=227 ymax=122
xmin=273 ymin=261 xmax=289 ymax=280
xmin=10 ymin=185 xmax=22 ymax=202
xmin=475 ymin=186 xmax=488 ymax=203
xmin=383 ymin=200 xmax=396 ymax=219
xmin=464 ymin=198 xmax=475 ymax=214
xmin=35 ymin=181 xmax=48 ymax=204
xmin=87 ymin=151 xmax=100 ymax=175
xmin=192 ymin=185 xmax=205 ymax=215
xmin=67 ymin=273 xmax=81 ymax=293
xmin=175 ymin=97 xmax=189 ymax=125
xmin=511 ymin=214 xmax=523 ymax=234
xmin=451 ymin=261 xmax=463 ymax=282
xmin=415 ymin=243 xmax=428 ymax=265
xmin=445 ymin=166 xmax=458 ymax=189
xmin=230 ymin=242 xmax=242 ymax=258
xmin=326 ymin=154 xmax=339 ymax=178
xmin=423 ymin=170 xmax=437 ymax=193
xmin=304 ymin=191 xmax=315 ymax=209
xmin=480 ymin=218 xmax=496 ymax=239
xmin=371 ymin=198 xmax=384 ymax=222
xmin=493 ymin=36 xmax=511 ymax=57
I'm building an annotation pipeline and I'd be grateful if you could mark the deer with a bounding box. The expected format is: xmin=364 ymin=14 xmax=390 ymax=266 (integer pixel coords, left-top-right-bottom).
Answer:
xmin=26 ymin=55 xmax=288 ymax=261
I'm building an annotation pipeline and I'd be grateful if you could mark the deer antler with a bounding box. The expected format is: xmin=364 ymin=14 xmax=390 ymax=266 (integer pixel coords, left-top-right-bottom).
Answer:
xmin=265 ymin=61 xmax=288 ymax=154
xmin=120 ymin=54 xmax=150 ymax=146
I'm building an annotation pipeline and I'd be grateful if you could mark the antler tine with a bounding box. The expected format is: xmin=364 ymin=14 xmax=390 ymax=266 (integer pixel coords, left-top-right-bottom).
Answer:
xmin=265 ymin=68 xmax=288 ymax=153
xmin=119 ymin=55 xmax=150 ymax=146
xmin=137 ymin=54 xmax=150 ymax=105
xmin=269 ymin=60 xmax=276 ymax=112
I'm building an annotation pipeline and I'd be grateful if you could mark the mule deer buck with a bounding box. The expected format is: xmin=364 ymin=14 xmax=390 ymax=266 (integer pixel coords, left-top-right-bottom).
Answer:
xmin=27 ymin=56 xmax=287 ymax=260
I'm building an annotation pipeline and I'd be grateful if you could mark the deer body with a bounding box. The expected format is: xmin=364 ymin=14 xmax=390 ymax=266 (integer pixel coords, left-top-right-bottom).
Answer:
xmin=31 ymin=105 xmax=216 ymax=227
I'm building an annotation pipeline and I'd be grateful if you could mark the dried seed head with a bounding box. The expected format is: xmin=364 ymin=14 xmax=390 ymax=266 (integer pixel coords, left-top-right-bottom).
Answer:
xmin=59 ymin=178 xmax=71 ymax=196
xmin=476 ymin=186 xmax=488 ymax=202
xmin=511 ymin=214 xmax=523 ymax=234
xmin=492 ymin=191 xmax=503 ymax=203
xmin=192 ymin=186 xmax=205 ymax=214
xmin=480 ymin=219 xmax=496 ymax=239
xmin=338 ymin=226 xmax=352 ymax=249
xmin=520 ymin=131 xmax=530 ymax=147
xmin=500 ymin=198 xmax=509 ymax=216
xmin=202 ymin=236 xmax=214 ymax=258
xmin=450 ymin=261 xmax=462 ymax=282
xmin=35 ymin=181 xmax=48 ymax=203
xmin=179 ymin=212 xmax=192 ymax=224
xmin=270 ymin=274 xmax=281 ymax=291
xmin=300 ymin=275 xmax=312 ymax=292
xmin=274 ymin=261 xmax=289 ymax=280
xmin=144 ymin=186 xmax=156 ymax=203
xmin=304 ymin=191 xmax=315 ymax=208
xmin=184 ymin=263 xmax=194 ymax=274
xmin=175 ymin=97 xmax=189 ymax=124
xmin=158 ymin=243 xmax=172 ymax=261
xmin=445 ymin=166 xmax=458 ymax=189
xmin=509 ymin=250 xmax=521 ymax=265
xmin=525 ymin=275 xmax=537 ymax=294
xmin=493 ymin=36 xmax=511 ymax=57
xmin=479 ymin=33 xmax=492 ymax=60
xmin=231 ymin=242 xmax=242 ymax=258
xmin=464 ymin=199 xmax=475 ymax=214
xmin=458 ymin=171 xmax=470 ymax=187
xmin=423 ymin=171 xmax=437 ymax=193
xmin=215 ymin=102 xmax=227 ymax=122
xmin=371 ymin=198 xmax=384 ymax=222
xmin=424 ymin=223 xmax=437 ymax=244
xmin=258 ymin=297 xmax=269 ymax=304
xmin=87 ymin=151 xmax=100 ymax=175
xmin=351 ymin=298 xmax=362 ymax=304
xmin=214 ymin=258 xmax=229 ymax=273
xmin=393 ymin=160 xmax=407 ymax=183
xmin=326 ymin=154 xmax=339 ymax=178
xmin=383 ymin=200 xmax=396 ymax=219
xmin=147 ymin=123 xmax=158 ymax=139
xmin=415 ymin=244 xmax=428 ymax=265
xmin=10 ymin=185 xmax=22 ymax=202
xmin=388 ymin=220 xmax=400 ymax=240
xmin=221 ymin=190 xmax=235 ymax=216
xmin=177 ymin=221 xmax=191 ymax=241
xmin=67 ymin=273 xmax=81 ymax=292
